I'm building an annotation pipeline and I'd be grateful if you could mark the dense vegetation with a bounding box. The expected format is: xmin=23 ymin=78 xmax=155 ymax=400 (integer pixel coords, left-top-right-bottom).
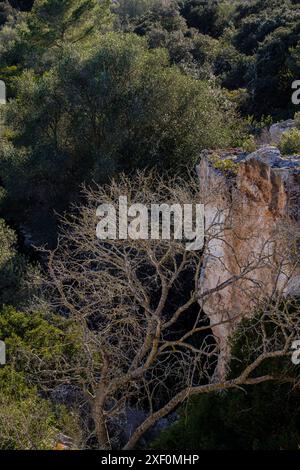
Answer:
xmin=0 ymin=0 xmax=300 ymax=449
xmin=154 ymin=310 xmax=300 ymax=450
xmin=1 ymin=0 xmax=300 ymax=241
xmin=153 ymin=383 xmax=300 ymax=449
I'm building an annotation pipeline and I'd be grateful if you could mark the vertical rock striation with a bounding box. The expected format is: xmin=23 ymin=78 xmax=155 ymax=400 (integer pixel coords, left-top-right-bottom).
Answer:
xmin=197 ymin=146 xmax=300 ymax=378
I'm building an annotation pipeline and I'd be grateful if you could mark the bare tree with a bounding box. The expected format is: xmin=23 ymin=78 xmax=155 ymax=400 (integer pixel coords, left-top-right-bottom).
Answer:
xmin=32 ymin=170 xmax=300 ymax=450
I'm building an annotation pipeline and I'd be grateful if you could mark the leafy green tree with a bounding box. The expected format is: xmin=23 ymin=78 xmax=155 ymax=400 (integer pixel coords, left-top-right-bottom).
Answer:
xmin=180 ymin=0 xmax=233 ymax=38
xmin=122 ymin=0 xmax=300 ymax=118
xmin=1 ymin=32 xmax=242 ymax=242
xmin=230 ymin=0 xmax=300 ymax=118
xmin=214 ymin=42 xmax=254 ymax=90
xmin=0 ymin=2 xmax=13 ymax=27
xmin=26 ymin=0 xmax=111 ymax=52
xmin=113 ymin=0 xmax=162 ymax=29
xmin=0 ymin=0 xmax=112 ymax=87
xmin=132 ymin=2 xmax=221 ymax=76
xmin=232 ymin=0 xmax=291 ymax=55
xmin=250 ymin=28 xmax=300 ymax=118
xmin=0 ymin=5 xmax=28 ymax=85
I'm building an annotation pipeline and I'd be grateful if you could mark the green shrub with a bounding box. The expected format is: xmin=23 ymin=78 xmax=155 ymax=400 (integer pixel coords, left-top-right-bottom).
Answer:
xmin=294 ymin=112 xmax=300 ymax=129
xmin=0 ymin=305 xmax=83 ymax=449
xmin=213 ymin=158 xmax=238 ymax=175
xmin=0 ymin=367 xmax=81 ymax=450
xmin=242 ymin=135 xmax=256 ymax=153
xmin=279 ymin=128 xmax=300 ymax=155
xmin=152 ymin=381 xmax=300 ymax=450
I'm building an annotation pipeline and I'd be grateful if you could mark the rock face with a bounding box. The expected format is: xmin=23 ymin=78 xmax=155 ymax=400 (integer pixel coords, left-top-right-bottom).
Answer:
xmin=269 ymin=119 xmax=295 ymax=144
xmin=197 ymin=145 xmax=300 ymax=378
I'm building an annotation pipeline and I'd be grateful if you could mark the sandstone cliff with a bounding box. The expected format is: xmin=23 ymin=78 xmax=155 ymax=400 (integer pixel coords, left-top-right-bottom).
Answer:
xmin=197 ymin=144 xmax=300 ymax=378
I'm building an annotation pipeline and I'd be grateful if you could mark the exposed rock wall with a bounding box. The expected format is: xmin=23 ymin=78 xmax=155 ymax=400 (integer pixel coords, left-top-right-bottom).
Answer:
xmin=269 ymin=119 xmax=295 ymax=144
xmin=197 ymin=146 xmax=300 ymax=378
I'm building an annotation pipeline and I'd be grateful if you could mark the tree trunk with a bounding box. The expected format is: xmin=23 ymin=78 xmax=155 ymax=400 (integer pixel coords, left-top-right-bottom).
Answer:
xmin=92 ymin=399 xmax=111 ymax=450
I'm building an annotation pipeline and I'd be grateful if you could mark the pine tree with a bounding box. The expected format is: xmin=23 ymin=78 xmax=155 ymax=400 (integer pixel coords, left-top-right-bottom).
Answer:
xmin=26 ymin=0 xmax=111 ymax=51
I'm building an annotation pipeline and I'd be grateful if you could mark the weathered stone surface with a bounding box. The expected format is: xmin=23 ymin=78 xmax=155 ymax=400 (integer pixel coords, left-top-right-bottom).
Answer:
xmin=244 ymin=146 xmax=281 ymax=166
xmin=269 ymin=119 xmax=295 ymax=144
xmin=197 ymin=146 xmax=300 ymax=378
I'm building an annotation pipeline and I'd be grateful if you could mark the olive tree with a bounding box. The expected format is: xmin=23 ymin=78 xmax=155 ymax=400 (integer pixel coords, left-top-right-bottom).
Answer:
xmin=1 ymin=33 xmax=241 ymax=241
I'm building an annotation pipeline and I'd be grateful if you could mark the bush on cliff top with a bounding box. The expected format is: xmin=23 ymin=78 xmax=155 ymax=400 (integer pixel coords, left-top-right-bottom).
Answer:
xmin=279 ymin=128 xmax=300 ymax=155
